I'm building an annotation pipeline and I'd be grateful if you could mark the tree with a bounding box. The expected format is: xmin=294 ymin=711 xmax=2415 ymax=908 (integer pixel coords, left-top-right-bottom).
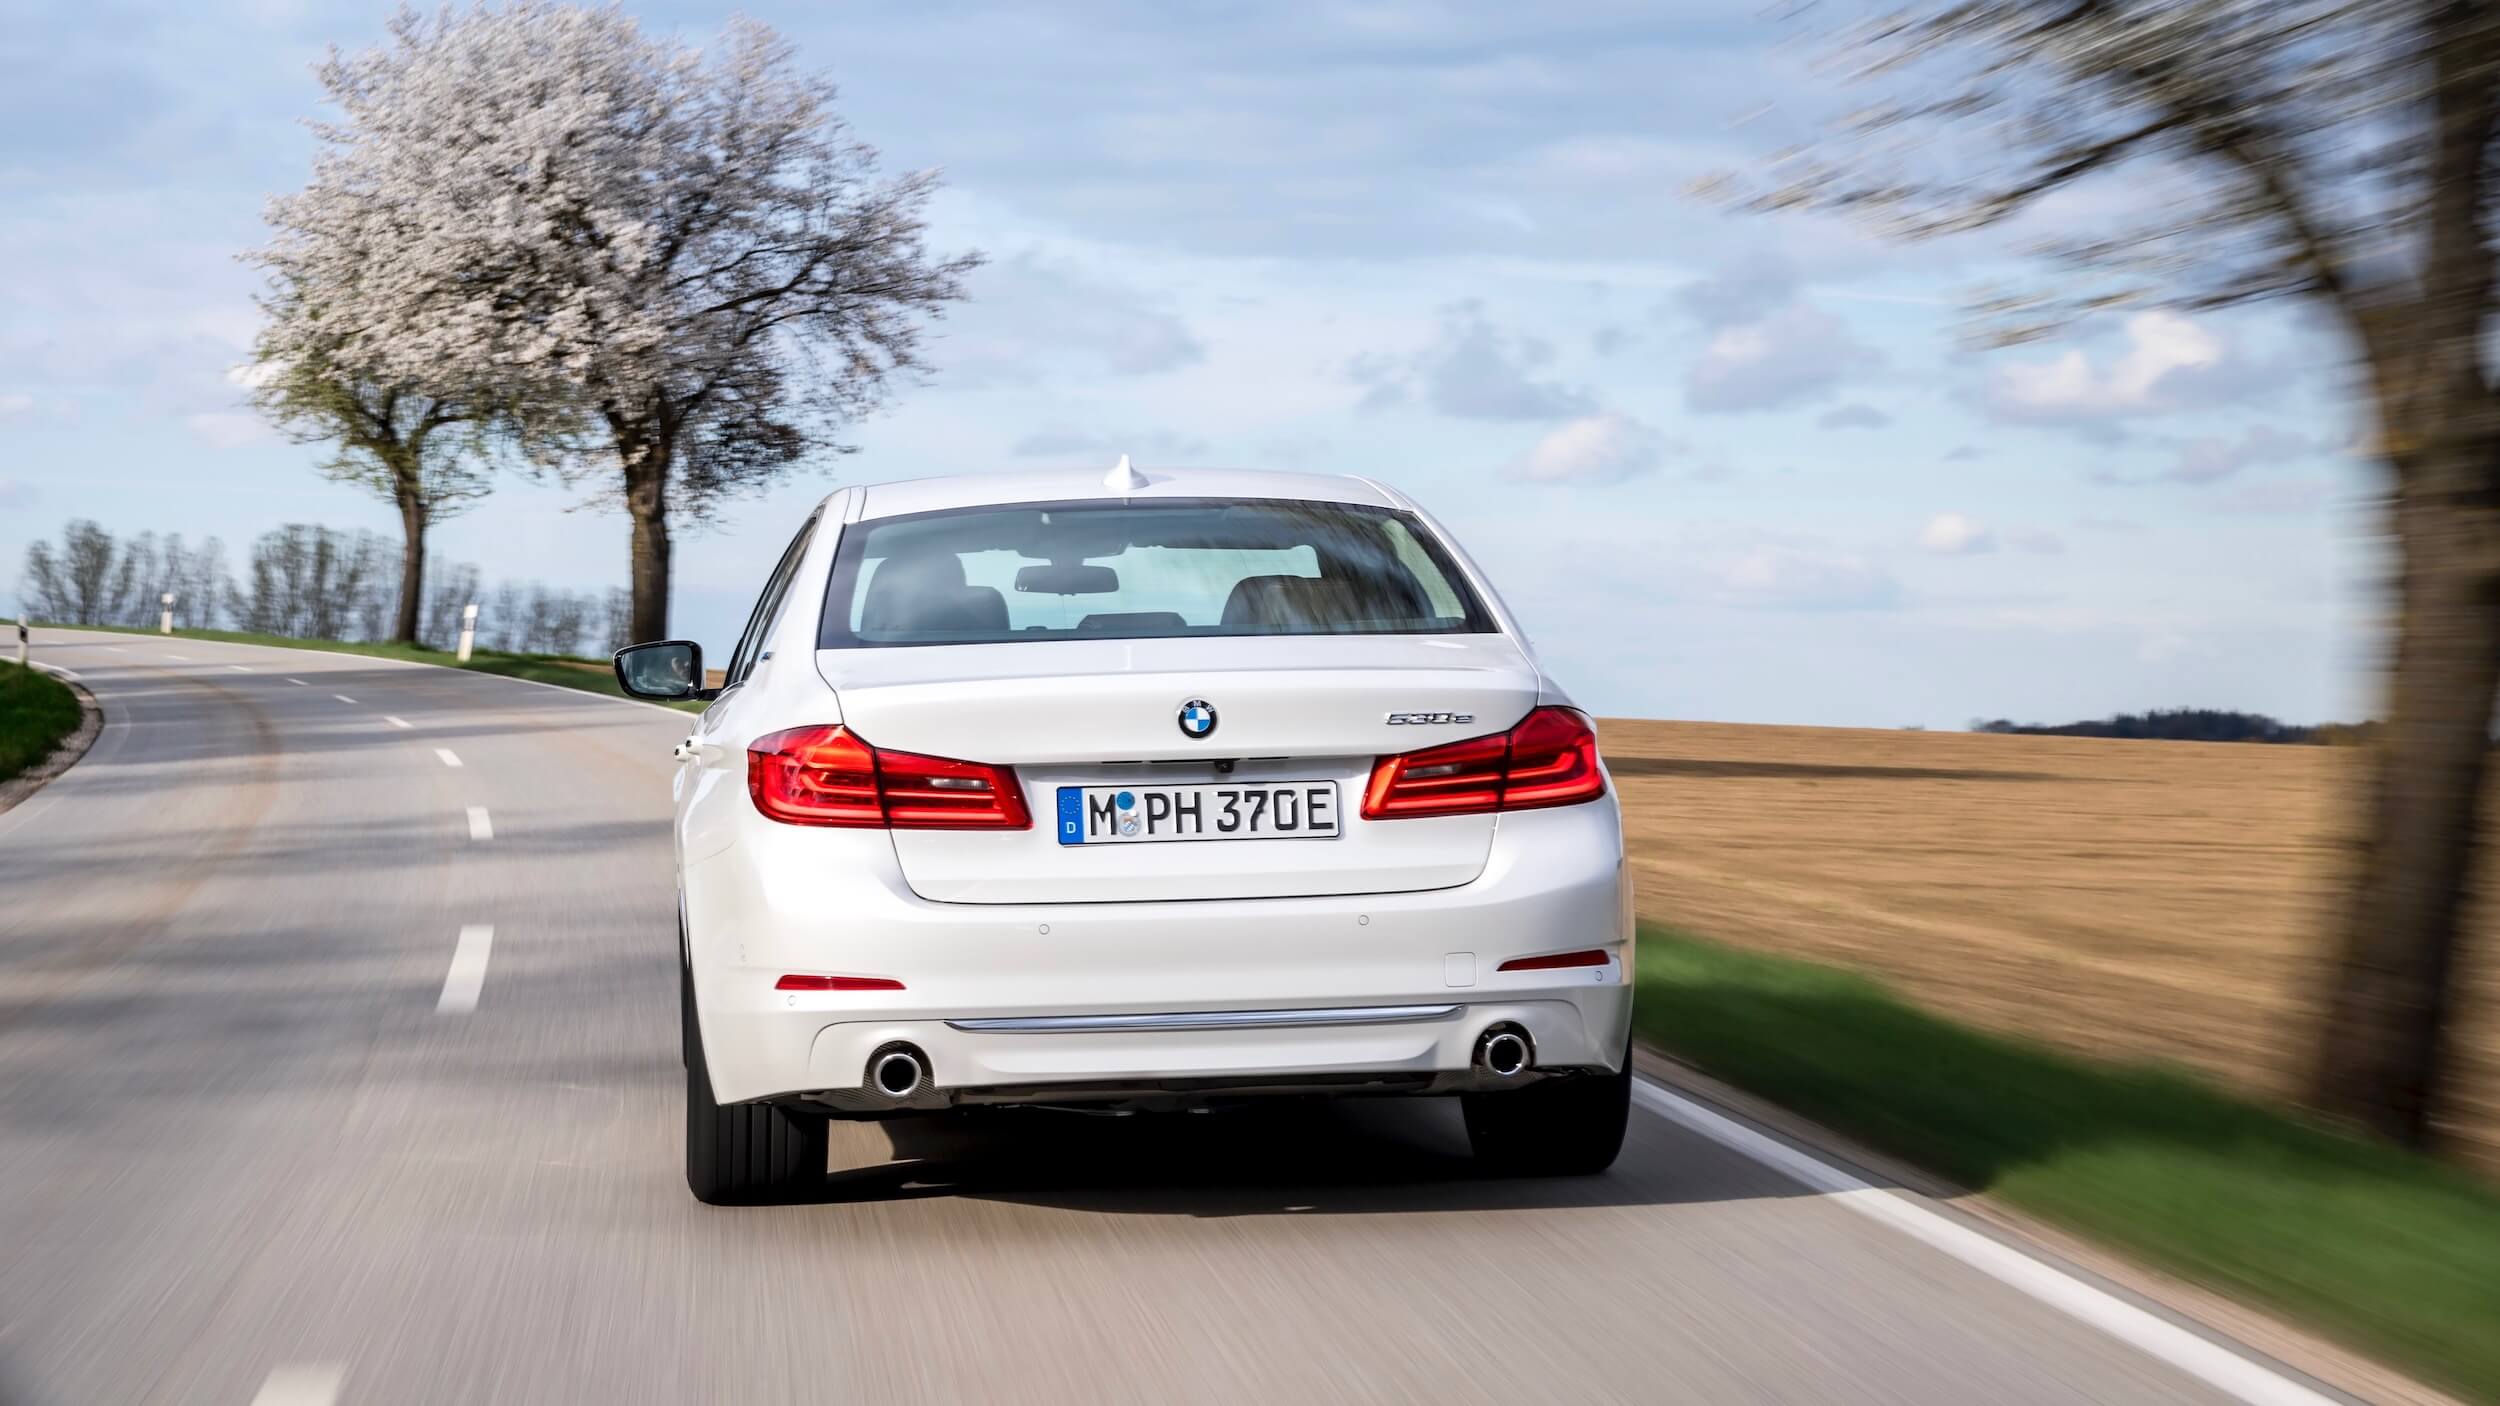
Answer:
xmin=1705 ymin=2 xmax=2499 ymax=1147
xmin=265 ymin=3 xmax=979 ymax=641
xmin=242 ymin=270 xmax=493 ymax=643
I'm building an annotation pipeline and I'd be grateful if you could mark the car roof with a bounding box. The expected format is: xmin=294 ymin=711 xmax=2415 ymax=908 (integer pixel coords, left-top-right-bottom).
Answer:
xmin=841 ymin=465 xmax=1409 ymax=522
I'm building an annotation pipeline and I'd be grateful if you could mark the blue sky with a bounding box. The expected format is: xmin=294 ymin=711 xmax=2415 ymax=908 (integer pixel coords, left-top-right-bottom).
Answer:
xmin=0 ymin=1 xmax=2380 ymax=727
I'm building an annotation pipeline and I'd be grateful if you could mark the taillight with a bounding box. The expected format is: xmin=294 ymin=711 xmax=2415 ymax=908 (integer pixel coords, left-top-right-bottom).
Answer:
xmin=1361 ymin=706 xmax=1604 ymax=820
xmin=747 ymin=725 xmax=1032 ymax=830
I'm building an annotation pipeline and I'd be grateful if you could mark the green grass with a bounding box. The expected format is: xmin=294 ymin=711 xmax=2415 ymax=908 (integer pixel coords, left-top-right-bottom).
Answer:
xmin=41 ymin=621 xmax=703 ymax=711
xmin=0 ymin=660 xmax=84 ymax=783
xmin=1633 ymin=923 xmax=2500 ymax=1401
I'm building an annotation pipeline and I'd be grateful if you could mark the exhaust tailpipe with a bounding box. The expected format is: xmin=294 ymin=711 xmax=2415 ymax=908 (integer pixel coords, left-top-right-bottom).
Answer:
xmin=1476 ymin=1028 xmax=1531 ymax=1079
xmin=868 ymin=1043 xmax=926 ymax=1100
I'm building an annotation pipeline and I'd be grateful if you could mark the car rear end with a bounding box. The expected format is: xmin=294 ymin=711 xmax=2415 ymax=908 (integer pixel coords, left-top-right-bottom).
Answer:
xmin=674 ymin=473 xmax=1632 ymax=1184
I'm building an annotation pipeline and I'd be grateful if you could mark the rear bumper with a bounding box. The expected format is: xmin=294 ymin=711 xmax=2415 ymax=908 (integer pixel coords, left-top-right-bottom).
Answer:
xmin=683 ymin=799 xmax=1632 ymax=1106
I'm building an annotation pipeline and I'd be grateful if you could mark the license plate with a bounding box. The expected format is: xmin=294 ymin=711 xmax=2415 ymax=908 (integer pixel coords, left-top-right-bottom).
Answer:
xmin=1055 ymin=782 xmax=1341 ymax=845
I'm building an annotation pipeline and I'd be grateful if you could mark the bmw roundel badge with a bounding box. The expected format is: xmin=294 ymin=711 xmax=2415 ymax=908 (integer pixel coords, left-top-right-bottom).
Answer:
xmin=1177 ymin=698 xmax=1218 ymax=739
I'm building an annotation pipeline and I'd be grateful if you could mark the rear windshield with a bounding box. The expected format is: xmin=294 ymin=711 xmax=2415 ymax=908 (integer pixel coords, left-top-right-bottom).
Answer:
xmin=817 ymin=497 xmax=1497 ymax=648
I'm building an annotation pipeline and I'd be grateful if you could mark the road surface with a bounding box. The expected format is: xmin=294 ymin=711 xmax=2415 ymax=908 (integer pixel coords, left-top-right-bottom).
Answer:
xmin=0 ymin=628 xmax=2358 ymax=1405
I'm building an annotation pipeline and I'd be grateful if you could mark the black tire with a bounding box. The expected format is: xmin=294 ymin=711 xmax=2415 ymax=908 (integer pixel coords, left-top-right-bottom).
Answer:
xmin=1461 ymin=1034 xmax=1632 ymax=1176
xmin=683 ymin=964 xmax=828 ymax=1205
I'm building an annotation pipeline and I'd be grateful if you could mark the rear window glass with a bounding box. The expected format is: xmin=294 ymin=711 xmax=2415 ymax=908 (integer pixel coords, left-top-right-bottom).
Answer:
xmin=817 ymin=498 xmax=1497 ymax=648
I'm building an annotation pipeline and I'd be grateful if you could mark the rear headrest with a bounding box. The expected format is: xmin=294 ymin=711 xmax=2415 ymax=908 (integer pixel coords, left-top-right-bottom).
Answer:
xmin=861 ymin=554 xmax=1008 ymax=636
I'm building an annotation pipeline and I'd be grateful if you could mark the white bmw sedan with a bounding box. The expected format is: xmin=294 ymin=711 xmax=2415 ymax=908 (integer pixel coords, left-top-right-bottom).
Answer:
xmin=617 ymin=464 xmax=1633 ymax=1203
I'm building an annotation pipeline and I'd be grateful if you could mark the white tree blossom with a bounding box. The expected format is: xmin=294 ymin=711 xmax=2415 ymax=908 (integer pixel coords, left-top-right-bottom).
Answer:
xmin=255 ymin=3 xmax=979 ymax=637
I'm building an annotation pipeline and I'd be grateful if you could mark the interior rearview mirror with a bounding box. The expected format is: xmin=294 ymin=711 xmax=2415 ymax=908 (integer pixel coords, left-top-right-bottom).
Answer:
xmin=614 ymin=639 xmax=710 ymax=701
xmin=1014 ymin=563 xmax=1120 ymax=595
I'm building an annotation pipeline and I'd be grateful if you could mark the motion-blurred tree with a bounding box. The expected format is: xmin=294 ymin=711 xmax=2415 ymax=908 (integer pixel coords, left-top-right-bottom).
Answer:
xmin=263 ymin=3 xmax=978 ymax=641
xmin=239 ymin=270 xmax=496 ymax=644
xmin=1705 ymin=1 xmax=2500 ymax=1147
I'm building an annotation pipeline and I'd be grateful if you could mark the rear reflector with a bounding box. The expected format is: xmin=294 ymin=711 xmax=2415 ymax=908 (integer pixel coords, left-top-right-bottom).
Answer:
xmin=1361 ymin=706 xmax=1604 ymax=820
xmin=775 ymin=974 xmax=906 ymax=992
xmin=1495 ymin=949 xmax=1610 ymax=973
xmin=748 ymin=724 xmax=1032 ymax=830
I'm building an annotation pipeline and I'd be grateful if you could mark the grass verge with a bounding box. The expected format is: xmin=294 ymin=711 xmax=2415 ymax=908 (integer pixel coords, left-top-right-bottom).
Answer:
xmin=1632 ymin=923 xmax=2500 ymax=1401
xmin=0 ymin=661 xmax=84 ymax=783
xmin=39 ymin=622 xmax=702 ymax=711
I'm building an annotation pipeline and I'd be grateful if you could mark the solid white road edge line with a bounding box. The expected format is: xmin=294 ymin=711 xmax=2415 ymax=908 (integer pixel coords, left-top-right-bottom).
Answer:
xmin=248 ymin=1362 xmax=344 ymax=1406
xmin=1628 ymin=1080 xmax=2342 ymax=1406
xmin=466 ymin=806 xmax=493 ymax=840
xmin=434 ymin=747 xmax=463 ymax=768
xmin=163 ymin=652 xmax=190 ymax=660
xmin=28 ymin=661 xmax=79 ymax=681
xmin=437 ymin=925 xmax=494 ymax=1014
xmin=226 ymin=664 xmax=251 ymax=672
xmin=287 ymin=678 xmax=308 ymax=685
xmin=385 ymin=715 xmax=413 ymax=729
xmin=333 ymin=694 xmax=356 ymax=704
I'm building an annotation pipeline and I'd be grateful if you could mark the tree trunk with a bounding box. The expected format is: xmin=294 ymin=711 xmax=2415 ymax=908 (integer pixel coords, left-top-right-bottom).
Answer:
xmin=624 ymin=435 xmax=673 ymax=644
xmin=392 ymin=486 xmax=428 ymax=645
xmin=2310 ymin=483 xmax=2500 ymax=1145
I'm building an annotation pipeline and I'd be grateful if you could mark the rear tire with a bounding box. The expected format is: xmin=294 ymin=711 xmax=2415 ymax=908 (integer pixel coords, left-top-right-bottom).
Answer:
xmin=1461 ymin=1034 xmax=1632 ymax=1176
xmin=683 ymin=963 xmax=828 ymax=1205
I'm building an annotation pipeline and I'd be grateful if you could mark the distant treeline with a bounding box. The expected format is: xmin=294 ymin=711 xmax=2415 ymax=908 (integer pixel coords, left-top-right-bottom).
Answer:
xmin=1971 ymin=708 xmax=2380 ymax=745
xmin=16 ymin=519 xmax=628 ymax=658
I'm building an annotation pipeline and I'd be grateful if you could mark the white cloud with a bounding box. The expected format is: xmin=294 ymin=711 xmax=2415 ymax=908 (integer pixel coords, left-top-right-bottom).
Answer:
xmin=934 ymin=251 xmax=1207 ymax=388
xmin=1983 ymin=312 xmax=2252 ymax=426
xmin=1506 ymin=413 xmax=1668 ymax=485
xmin=183 ymin=411 xmax=274 ymax=449
xmin=1684 ymin=303 xmax=1881 ymax=414
xmin=1711 ymin=544 xmax=1902 ymax=611
xmin=2166 ymin=425 xmax=2313 ymax=484
xmin=0 ymin=392 xmax=34 ymax=419
xmin=1817 ymin=402 xmax=1891 ymax=431
xmin=1354 ymin=300 xmax=1593 ymax=421
xmin=1918 ymin=512 xmax=1996 ymax=555
xmin=1010 ymin=426 xmax=1209 ymax=460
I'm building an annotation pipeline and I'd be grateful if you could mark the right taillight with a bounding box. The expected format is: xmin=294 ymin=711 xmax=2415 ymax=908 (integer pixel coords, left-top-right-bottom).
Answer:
xmin=1361 ymin=706 xmax=1604 ymax=820
xmin=747 ymin=725 xmax=1032 ymax=830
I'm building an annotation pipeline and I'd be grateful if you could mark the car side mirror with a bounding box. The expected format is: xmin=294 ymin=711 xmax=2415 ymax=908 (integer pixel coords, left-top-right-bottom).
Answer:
xmin=614 ymin=639 xmax=713 ymax=701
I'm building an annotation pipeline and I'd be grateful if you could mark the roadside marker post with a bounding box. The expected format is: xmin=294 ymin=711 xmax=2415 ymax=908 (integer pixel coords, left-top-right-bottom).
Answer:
xmin=15 ymin=616 xmax=25 ymax=668
xmin=456 ymin=602 xmax=478 ymax=663
xmin=159 ymin=593 xmax=175 ymax=635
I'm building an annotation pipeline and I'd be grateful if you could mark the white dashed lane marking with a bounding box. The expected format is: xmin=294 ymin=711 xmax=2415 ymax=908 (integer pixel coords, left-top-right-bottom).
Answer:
xmin=227 ymin=664 xmax=251 ymax=673
xmin=333 ymin=694 xmax=357 ymax=705
xmin=385 ymin=715 xmax=413 ymax=729
xmin=434 ymin=748 xmax=462 ymax=768
xmin=248 ymin=1363 xmax=343 ymax=1406
xmin=437 ymin=925 xmax=494 ymax=1014
xmin=466 ymin=806 xmax=494 ymax=840
xmin=288 ymin=678 xmax=308 ymax=686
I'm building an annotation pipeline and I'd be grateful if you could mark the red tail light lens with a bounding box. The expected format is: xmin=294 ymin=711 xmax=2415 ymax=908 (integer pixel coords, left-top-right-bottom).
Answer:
xmin=1496 ymin=948 xmax=1610 ymax=972
xmin=748 ymin=725 xmax=1032 ymax=830
xmin=1361 ymin=707 xmax=1603 ymax=820
xmin=776 ymin=973 xmax=906 ymax=992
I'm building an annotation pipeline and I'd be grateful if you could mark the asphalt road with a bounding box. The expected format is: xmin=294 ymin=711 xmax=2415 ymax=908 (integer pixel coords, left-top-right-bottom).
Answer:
xmin=0 ymin=628 xmax=2355 ymax=1406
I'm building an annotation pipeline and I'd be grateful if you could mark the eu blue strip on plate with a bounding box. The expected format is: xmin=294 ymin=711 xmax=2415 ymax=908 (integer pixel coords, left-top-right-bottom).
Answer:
xmin=1056 ymin=787 xmax=1083 ymax=846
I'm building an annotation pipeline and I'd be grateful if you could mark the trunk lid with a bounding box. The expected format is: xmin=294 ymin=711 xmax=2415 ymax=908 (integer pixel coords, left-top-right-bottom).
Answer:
xmin=815 ymin=634 xmax=1536 ymax=903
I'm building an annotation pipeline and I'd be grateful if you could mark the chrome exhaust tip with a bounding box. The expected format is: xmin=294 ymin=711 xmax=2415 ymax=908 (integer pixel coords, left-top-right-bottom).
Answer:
xmin=868 ymin=1044 xmax=926 ymax=1100
xmin=1476 ymin=1028 xmax=1531 ymax=1079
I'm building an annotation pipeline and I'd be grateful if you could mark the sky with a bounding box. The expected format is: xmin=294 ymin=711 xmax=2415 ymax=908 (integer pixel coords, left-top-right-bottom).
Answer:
xmin=0 ymin=1 xmax=2383 ymax=728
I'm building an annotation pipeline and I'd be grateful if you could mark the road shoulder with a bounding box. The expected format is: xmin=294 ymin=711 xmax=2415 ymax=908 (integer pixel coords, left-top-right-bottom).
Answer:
xmin=1632 ymin=1043 xmax=2464 ymax=1406
xmin=0 ymin=672 xmax=101 ymax=815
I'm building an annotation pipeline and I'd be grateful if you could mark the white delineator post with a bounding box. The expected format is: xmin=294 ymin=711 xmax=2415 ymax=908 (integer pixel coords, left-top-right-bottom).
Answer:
xmin=456 ymin=602 xmax=478 ymax=662
xmin=160 ymin=593 xmax=175 ymax=635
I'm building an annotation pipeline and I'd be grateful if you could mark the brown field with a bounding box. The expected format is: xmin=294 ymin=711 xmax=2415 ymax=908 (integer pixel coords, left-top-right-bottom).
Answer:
xmin=1602 ymin=719 xmax=2500 ymax=1173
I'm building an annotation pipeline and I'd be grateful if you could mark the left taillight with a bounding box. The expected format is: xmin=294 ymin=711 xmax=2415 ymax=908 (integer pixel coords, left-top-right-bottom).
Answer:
xmin=1361 ymin=706 xmax=1605 ymax=820
xmin=747 ymin=725 xmax=1032 ymax=830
